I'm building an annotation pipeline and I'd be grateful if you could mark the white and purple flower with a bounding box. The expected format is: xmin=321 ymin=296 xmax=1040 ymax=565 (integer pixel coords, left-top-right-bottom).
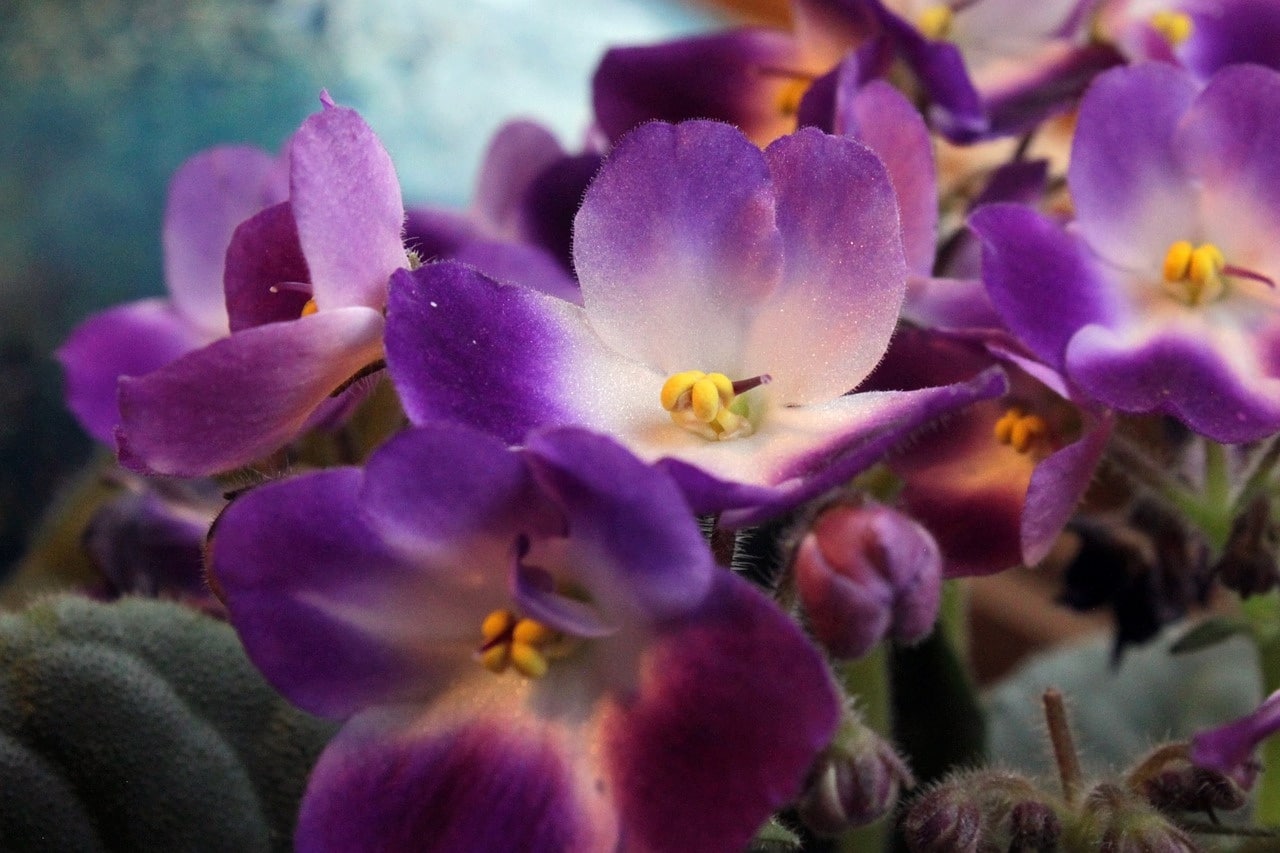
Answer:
xmin=211 ymin=424 xmax=840 ymax=852
xmin=971 ymin=62 xmax=1280 ymax=444
xmin=385 ymin=120 xmax=1003 ymax=525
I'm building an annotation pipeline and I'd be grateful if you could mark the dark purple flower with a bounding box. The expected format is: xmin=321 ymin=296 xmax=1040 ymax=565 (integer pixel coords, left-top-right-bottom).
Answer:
xmin=115 ymin=94 xmax=408 ymax=476
xmin=58 ymin=146 xmax=287 ymax=442
xmin=1190 ymin=688 xmax=1279 ymax=789
xmin=972 ymin=62 xmax=1280 ymax=444
xmin=211 ymin=424 xmax=840 ymax=852
xmin=385 ymin=120 xmax=1004 ymax=525
xmin=403 ymin=120 xmax=599 ymax=302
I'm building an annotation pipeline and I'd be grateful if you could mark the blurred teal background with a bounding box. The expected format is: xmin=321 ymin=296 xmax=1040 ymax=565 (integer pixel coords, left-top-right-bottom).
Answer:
xmin=0 ymin=0 xmax=720 ymax=572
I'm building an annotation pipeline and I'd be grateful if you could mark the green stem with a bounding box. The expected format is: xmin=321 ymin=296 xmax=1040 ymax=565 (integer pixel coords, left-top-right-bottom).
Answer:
xmin=1244 ymin=593 xmax=1280 ymax=825
xmin=834 ymin=645 xmax=891 ymax=853
xmin=1202 ymin=439 xmax=1233 ymax=549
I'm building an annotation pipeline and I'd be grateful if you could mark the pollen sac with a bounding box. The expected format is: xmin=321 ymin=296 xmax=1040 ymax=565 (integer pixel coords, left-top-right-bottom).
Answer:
xmin=659 ymin=369 xmax=762 ymax=441
xmin=1149 ymin=10 xmax=1193 ymax=46
xmin=993 ymin=407 xmax=1050 ymax=455
xmin=1161 ymin=240 xmax=1225 ymax=305
xmin=915 ymin=5 xmax=954 ymax=40
xmin=475 ymin=610 xmax=570 ymax=679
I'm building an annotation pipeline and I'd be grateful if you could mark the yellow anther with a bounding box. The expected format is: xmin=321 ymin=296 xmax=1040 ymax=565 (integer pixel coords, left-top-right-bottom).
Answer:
xmin=1162 ymin=240 xmax=1194 ymax=282
xmin=481 ymin=609 xmax=516 ymax=642
xmin=691 ymin=376 xmax=732 ymax=423
xmin=300 ymin=298 xmax=319 ymax=317
xmin=994 ymin=408 xmax=1049 ymax=454
xmin=775 ymin=77 xmax=810 ymax=117
xmin=479 ymin=643 xmax=510 ymax=674
xmin=1150 ymin=10 xmax=1193 ymax=46
xmin=509 ymin=643 xmax=549 ymax=679
xmin=993 ymin=407 xmax=1024 ymax=445
xmin=1009 ymin=415 xmax=1048 ymax=453
xmin=1162 ymin=241 xmax=1226 ymax=305
xmin=916 ymin=5 xmax=954 ymax=40
xmin=512 ymin=618 xmax=556 ymax=647
xmin=661 ymin=370 xmax=707 ymax=412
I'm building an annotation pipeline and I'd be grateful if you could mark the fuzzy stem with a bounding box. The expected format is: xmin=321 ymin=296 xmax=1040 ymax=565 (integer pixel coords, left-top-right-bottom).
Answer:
xmin=835 ymin=645 xmax=892 ymax=853
xmin=1251 ymin=621 xmax=1280 ymax=826
xmin=1043 ymin=688 xmax=1083 ymax=806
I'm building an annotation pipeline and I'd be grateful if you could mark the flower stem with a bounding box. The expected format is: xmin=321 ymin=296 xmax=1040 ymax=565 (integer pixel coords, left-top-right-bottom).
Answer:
xmin=1042 ymin=688 xmax=1083 ymax=806
xmin=1246 ymin=593 xmax=1280 ymax=825
xmin=835 ymin=645 xmax=891 ymax=853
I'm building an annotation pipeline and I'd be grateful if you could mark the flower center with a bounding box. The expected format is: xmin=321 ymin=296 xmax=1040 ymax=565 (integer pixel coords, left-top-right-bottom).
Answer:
xmin=476 ymin=609 xmax=578 ymax=679
xmin=300 ymin=298 xmax=319 ymax=317
xmin=660 ymin=370 xmax=771 ymax=441
xmin=915 ymin=4 xmax=954 ymax=39
xmin=1149 ymin=10 xmax=1193 ymax=46
xmin=993 ymin=406 xmax=1049 ymax=454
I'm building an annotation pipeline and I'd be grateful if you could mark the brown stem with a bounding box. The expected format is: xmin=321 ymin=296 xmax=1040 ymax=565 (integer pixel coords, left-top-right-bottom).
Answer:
xmin=1043 ymin=688 xmax=1083 ymax=805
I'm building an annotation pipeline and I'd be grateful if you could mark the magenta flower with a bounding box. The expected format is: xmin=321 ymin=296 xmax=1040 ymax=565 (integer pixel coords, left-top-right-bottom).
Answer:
xmin=1191 ymin=688 xmax=1279 ymax=788
xmin=1097 ymin=0 xmax=1280 ymax=79
xmin=385 ymin=120 xmax=1003 ymax=525
xmin=114 ymin=94 xmax=408 ymax=476
xmin=972 ymin=62 xmax=1280 ymax=444
xmin=211 ymin=424 xmax=840 ymax=852
xmin=58 ymin=145 xmax=287 ymax=442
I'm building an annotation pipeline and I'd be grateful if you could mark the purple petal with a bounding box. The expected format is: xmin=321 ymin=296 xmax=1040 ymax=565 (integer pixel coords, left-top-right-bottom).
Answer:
xmin=360 ymin=423 xmax=560 ymax=561
xmin=472 ymin=120 xmax=565 ymax=235
xmin=453 ymin=240 xmax=581 ymax=303
xmin=290 ymin=102 xmax=406 ymax=311
xmin=1065 ymin=322 xmax=1280 ymax=443
xmin=224 ymin=202 xmax=312 ymax=333
xmin=969 ymin=203 xmax=1124 ymax=370
xmin=573 ymin=120 xmax=784 ymax=374
xmin=522 ymin=428 xmax=716 ymax=621
xmin=600 ymin=570 xmax=839 ymax=853
xmin=1191 ymin=689 xmax=1280 ymax=786
xmin=742 ymin=127 xmax=906 ymax=404
xmin=163 ymin=145 xmax=287 ymax=333
xmin=297 ymin=709 xmax=615 ymax=853
xmin=1021 ymin=410 xmax=1112 ymax=565
xmin=117 ymin=308 xmax=385 ymax=476
xmin=518 ymin=151 xmax=603 ymax=271
xmin=213 ymin=469 xmax=475 ymax=718
xmin=878 ymin=12 xmax=986 ymax=140
xmin=403 ymin=207 xmax=480 ymax=260
xmin=592 ymin=29 xmax=805 ymax=147
xmin=1180 ymin=0 xmax=1280 ymax=79
xmin=834 ymin=78 xmax=937 ymax=277
xmin=1179 ymin=64 xmax=1280 ymax=274
xmin=385 ymin=263 xmax=656 ymax=444
xmin=513 ymin=556 xmax=618 ymax=638
xmin=1068 ymin=62 xmax=1199 ymax=271
xmin=979 ymin=42 xmax=1123 ymax=139
xmin=58 ymin=299 xmax=213 ymax=442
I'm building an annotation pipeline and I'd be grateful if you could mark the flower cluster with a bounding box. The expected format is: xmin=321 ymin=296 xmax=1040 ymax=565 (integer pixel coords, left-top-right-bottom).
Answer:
xmin=51 ymin=0 xmax=1280 ymax=849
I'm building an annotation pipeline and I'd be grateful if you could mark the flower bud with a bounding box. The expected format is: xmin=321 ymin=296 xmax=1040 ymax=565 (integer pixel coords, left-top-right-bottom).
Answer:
xmin=792 ymin=501 xmax=942 ymax=659
xmin=1082 ymin=782 xmax=1198 ymax=853
xmin=1006 ymin=799 xmax=1061 ymax=851
xmin=900 ymin=784 xmax=983 ymax=853
xmin=797 ymin=718 xmax=914 ymax=834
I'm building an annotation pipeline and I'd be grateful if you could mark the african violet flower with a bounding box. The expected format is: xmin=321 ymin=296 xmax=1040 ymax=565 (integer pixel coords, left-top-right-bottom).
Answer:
xmin=385 ymin=120 xmax=1004 ymax=525
xmin=1097 ymin=0 xmax=1280 ymax=79
xmin=972 ymin=62 xmax=1280 ymax=444
xmin=58 ymin=146 xmax=287 ymax=443
xmin=211 ymin=424 xmax=840 ymax=852
xmin=404 ymin=119 xmax=599 ymax=302
xmin=1191 ymin=687 xmax=1277 ymax=788
xmin=114 ymin=94 xmax=408 ymax=476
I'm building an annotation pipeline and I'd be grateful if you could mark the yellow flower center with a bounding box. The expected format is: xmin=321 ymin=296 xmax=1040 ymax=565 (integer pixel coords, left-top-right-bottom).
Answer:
xmin=1149 ymin=10 xmax=1193 ymax=46
xmin=916 ymin=5 xmax=955 ymax=40
xmin=476 ymin=609 xmax=578 ymax=679
xmin=1161 ymin=240 xmax=1226 ymax=306
xmin=300 ymin=298 xmax=319 ymax=317
xmin=993 ymin=407 xmax=1049 ymax=454
xmin=660 ymin=370 xmax=770 ymax=441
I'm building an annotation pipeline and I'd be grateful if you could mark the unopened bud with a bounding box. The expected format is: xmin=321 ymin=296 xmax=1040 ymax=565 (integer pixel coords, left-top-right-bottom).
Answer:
xmin=1082 ymin=783 xmax=1198 ymax=853
xmin=901 ymin=784 xmax=983 ymax=853
xmin=798 ymin=719 xmax=913 ymax=834
xmin=793 ymin=502 xmax=942 ymax=659
xmin=1007 ymin=800 xmax=1061 ymax=852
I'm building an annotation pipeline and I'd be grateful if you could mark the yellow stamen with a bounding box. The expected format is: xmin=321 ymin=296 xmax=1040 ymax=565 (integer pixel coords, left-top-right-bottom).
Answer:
xmin=661 ymin=369 xmax=767 ymax=441
xmin=1161 ymin=241 xmax=1225 ymax=305
xmin=916 ymin=5 xmax=954 ymax=40
xmin=509 ymin=643 xmax=549 ymax=679
xmin=300 ymin=298 xmax=319 ymax=317
xmin=994 ymin=407 xmax=1049 ymax=454
xmin=775 ymin=77 xmax=810 ymax=118
xmin=512 ymin=618 xmax=556 ymax=647
xmin=1150 ymin=10 xmax=1193 ymax=46
xmin=479 ymin=643 xmax=510 ymax=674
xmin=660 ymin=370 xmax=707 ymax=412
xmin=481 ymin=608 xmax=516 ymax=642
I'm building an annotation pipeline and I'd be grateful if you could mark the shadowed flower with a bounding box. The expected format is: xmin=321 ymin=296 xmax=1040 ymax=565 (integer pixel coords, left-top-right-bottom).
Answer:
xmin=211 ymin=424 xmax=840 ymax=853
xmin=114 ymin=93 xmax=408 ymax=476
xmin=385 ymin=120 xmax=1003 ymax=525
xmin=1190 ymin=688 xmax=1278 ymax=789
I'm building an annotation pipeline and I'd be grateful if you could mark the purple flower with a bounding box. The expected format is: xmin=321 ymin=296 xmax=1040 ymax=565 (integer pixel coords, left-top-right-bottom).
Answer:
xmin=57 ymin=146 xmax=288 ymax=442
xmin=115 ymin=94 xmax=408 ymax=476
xmin=404 ymin=120 xmax=599 ymax=302
xmin=211 ymin=424 xmax=840 ymax=852
xmin=385 ymin=120 xmax=1004 ymax=525
xmin=1191 ymin=688 xmax=1278 ymax=788
xmin=971 ymin=62 xmax=1280 ymax=444
xmin=1098 ymin=0 xmax=1280 ymax=79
